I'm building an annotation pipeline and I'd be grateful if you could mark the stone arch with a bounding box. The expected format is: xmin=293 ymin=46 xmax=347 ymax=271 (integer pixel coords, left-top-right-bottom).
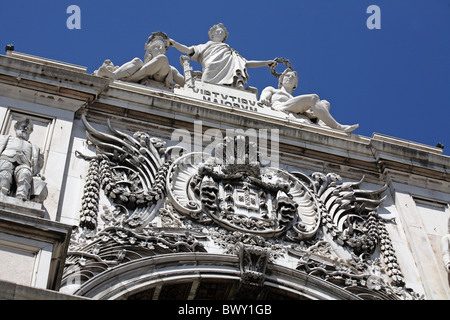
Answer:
xmin=73 ymin=253 xmax=360 ymax=300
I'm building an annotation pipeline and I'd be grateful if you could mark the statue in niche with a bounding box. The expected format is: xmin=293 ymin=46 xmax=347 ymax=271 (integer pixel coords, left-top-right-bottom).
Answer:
xmin=94 ymin=32 xmax=185 ymax=89
xmin=168 ymin=23 xmax=276 ymax=89
xmin=441 ymin=217 xmax=450 ymax=273
xmin=259 ymin=68 xmax=359 ymax=133
xmin=0 ymin=118 xmax=47 ymax=202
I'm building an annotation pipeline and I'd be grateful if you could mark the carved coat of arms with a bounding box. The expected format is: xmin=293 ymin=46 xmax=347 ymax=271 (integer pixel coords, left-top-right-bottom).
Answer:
xmin=166 ymin=136 xmax=321 ymax=241
xmin=63 ymin=116 xmax=421 ymax=300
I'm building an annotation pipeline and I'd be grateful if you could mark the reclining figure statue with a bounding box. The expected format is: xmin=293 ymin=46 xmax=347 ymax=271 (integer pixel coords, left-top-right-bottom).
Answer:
xmin=94 ymin=32 xmax=185 ymax=90
xmin=259 ymin=68 xmax=359 ymax=133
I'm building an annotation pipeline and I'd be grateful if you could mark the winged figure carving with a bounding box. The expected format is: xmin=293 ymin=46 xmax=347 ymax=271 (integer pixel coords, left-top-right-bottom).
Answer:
xmin=76 ymin=114 xmax=173 ymax=230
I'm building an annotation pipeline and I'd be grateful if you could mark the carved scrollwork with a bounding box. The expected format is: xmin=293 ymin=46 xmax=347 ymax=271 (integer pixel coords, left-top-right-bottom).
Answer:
xmin=310 ymin=172 xmax=405 ymax=286
xmin=237 ymin=242 xmax=270 ymax=286
xmin=63 ymin=224 xmax=206 ymax=290
xmin=77 ymin=115 xmax=173 ymax=230
xmin=67 ymin=119 xmax=420 ymax=299
xmin=166 ymin=138 xmax=322 ymax=240
xmin=289 ymin=240 xmax=413 ymax=299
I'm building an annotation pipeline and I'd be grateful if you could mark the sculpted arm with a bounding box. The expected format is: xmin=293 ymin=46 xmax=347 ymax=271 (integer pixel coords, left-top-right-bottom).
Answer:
xmin=0 ymin=135 xmax=8 ymax=154
xmin=31 ymin=144 xmax=44 ymax=176
xmin=259 ymin=86 xmax=276 ymax=106
xmin=246 ymin=59 xmax=276 ymax=69
xmin=442 ymin=235 xmax=450 ymax=272
xmin=168 ymin=38 xmax=194 ymax=55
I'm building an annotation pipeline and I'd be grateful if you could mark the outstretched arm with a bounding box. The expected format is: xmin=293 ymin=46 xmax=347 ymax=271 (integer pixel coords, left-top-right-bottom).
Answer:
xmin=246 ymin=59 xmax=277 ymax=68
xmin=168 ymin=38 xmax=194 ymax=55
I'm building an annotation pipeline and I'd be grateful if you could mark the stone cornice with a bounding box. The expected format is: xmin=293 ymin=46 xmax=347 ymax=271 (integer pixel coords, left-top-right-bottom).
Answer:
xmin=0 ymin=52 xmax=448 ymax=188
xmin=88 ymin=82 xmax=450 ymax=187
xmin=0 ymin=52 xmax=109 ymax=106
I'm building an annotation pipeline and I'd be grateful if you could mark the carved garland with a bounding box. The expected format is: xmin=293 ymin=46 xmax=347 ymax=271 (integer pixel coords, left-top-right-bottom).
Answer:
xmin=79 ymin=158 xmax=100 ymax=230
xmin=312 ymin=172 xmax=405 ymax=286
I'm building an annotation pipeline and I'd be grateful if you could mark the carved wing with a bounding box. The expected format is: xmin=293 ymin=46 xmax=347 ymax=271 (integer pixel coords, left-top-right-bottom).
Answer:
xmin=312 ymin=172 xmax=388 ymax=254
xmin=78 ymin=114 xmax=170 ymax=229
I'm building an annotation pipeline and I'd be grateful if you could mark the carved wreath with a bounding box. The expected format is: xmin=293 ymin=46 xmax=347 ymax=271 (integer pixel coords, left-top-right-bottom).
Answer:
xmin=270 ymin=57 xmax=293 ymax=78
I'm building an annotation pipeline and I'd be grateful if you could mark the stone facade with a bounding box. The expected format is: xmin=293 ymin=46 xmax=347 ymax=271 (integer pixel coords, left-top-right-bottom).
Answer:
xmin=0 ymin=48 xmax=449 ymax=300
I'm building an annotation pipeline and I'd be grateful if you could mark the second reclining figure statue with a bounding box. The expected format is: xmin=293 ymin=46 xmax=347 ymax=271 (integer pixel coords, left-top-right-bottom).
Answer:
xmin=259 ymin=69 xmax=359 ymax=133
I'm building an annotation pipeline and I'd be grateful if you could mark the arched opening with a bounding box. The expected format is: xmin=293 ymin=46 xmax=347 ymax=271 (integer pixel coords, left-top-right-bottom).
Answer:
xmin=73 ymin=253 xmax=360 ymax=300
xmin=126 ymin=278 xmax=310 ymax=300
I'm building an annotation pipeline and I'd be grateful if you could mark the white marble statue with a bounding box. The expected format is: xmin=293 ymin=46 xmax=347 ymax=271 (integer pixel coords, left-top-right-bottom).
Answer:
xmin=94 ymin=33 xmax=185 ymax=89
xmin=259 ymin=69 xmax=359 ymax=133
xmin=441 ymin=217 xmax=450 ymax=273
xmin=168 ymin=23 xmax=276 ymax=89
xmin=0 ymin=118 xmax=46 ymax=201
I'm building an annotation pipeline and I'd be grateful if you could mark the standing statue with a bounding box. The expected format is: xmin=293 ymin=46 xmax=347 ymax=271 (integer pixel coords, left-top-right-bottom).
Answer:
xmin=442 ymin=217 xmax=450 ymax=273
xmin=168 ymin=23 xmax=276 ymax=89
xmin=0 ymin=118 xmax=46 ymax=201
xmin=94 ymin=32 xmax=185 ymax=89
xmin=259 ymin=69 xmax=359 ymax=133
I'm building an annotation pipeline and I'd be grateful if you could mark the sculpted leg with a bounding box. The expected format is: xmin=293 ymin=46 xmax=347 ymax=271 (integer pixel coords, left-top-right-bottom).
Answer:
xmin=15 ymin=166 xmax=32 ymax=200
xmin=0 ymin=160 xmax=14 ymax=195
xmin=311 ymin=100 xmax=359 ymax=133
xmin=171 ymin=66 xmax=185 ymax=87
xmin=125 ymin=54 xmax=171 ymax=83
xmin=275 ymin=94 xmax=319 ymax=114
xmin=97 ymin=58 xmax=143 ymax=80
xmin=0 ymin=175 xmax=12 ymax=195
xmin=275 ymin=94 xmax=358 ymax=133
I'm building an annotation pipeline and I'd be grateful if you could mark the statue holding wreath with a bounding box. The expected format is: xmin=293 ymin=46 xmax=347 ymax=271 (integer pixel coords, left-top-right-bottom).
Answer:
xmin=168 ymin=23 xmax=277 ymax=89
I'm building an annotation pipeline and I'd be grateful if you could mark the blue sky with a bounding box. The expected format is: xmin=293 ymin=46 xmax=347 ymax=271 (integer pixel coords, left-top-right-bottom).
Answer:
xmin=1 ymin=0 xmax=449 ymax=155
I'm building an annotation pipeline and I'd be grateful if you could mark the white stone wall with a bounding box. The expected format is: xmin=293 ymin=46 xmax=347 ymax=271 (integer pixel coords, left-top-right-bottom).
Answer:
xmin=390 ymin=182 xmax=450 ymax=299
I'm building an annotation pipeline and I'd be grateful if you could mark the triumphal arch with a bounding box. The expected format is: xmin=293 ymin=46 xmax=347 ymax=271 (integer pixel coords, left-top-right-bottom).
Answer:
xmin=0 ymin=26 xmax=449 ymax=301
